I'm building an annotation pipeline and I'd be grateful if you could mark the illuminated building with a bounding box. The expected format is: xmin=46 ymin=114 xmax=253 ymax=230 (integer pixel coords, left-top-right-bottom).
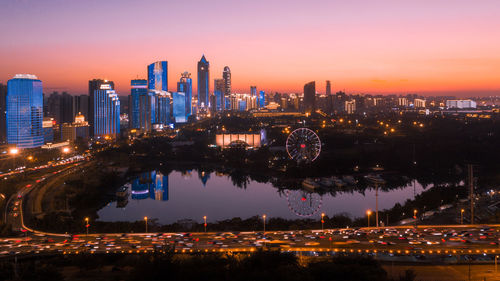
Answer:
xmin=61 ymin=113 xmax=89 ymax=141
xmin=303 ymin=81 xmax=315 ymax=113
xmin=345 ymin=100 xmax=356 ymax=114
xmin=74 ymin=95 xmax=89 ymax=121
xmin=177 ymin=72 xmax=192 ymax=117
xmin=223 ymin=66 xmax=231 ymax=98
xmin=88 ymin=79 xmax=114 ymax=137
xmin=398 ymin=97 xmax=408 ymax=107
xmin=148 ymin=61 xmax=168 ymax=93
xmin=156 ymin=91 xmax=171 ymax=125
xmin=129 ymin=79 xmax=155 ymax=131
xmin=214 ymin=78 xmax=224 ymax=111
xmin=7 ymin=74 xmax=44 ymax=148
xmin=258 ymin=91 xmax=265 ymax=108
xmin=215 ymin=129 xmax=267 ymax=149
xmin=197 ymin=55 xmax=210 ymax=108
xmin=42 ymin=117 xmax=54 ymax=143
xmin=93 ymin=83 xmax=120 ymax=137
xmin=250 ymin=86 xmax=257 ymax=97
xmin=414 ymin=98 xmax=426 ymax=108
xmin=446 ymin=100 xmax=477 ymax=109
xmin=173 ymin=92 xmax=187 ymax=123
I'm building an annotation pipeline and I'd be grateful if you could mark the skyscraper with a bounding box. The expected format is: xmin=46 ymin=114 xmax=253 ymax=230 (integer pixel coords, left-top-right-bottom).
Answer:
xmin=6 ymin=74 xmax=44 ymax=148
xmin=46 ymin=91 xmax=74 ymax=125
xmin=303 ymin=81 xmax=316 ymax=114
xmin=130 ymin=79 xmax=155 ymax=131
xmin=250 ymin=86 xmax=257 ymax=97
xmin=197 ymin=55 xmax=209 ymax=108
xmin=93 ymin=83 xmax=120 ymax=137
xmin=0 ymin=83 xmax=7 ymax=143
xmin=148 ymin=61 xmax=168 ymax=92
xmin=326 ymin=80 xmax=331 ymax=95
xmin=214 ymin=79 xmax=224 ymax=111
xmin=177 ymin=72 xmax=192 ymax=117
xmin=223 ymin=66 xmax=231 ymax=97
xmin=173 ymin=92 xmax=187 ymax=123
xmin=156 ymin=92 xmax=171 ymax=125
xmin=258 ymin=91 xmax=265 ymax=108
xmin=89 ymin=79 xmax=114 ymax=137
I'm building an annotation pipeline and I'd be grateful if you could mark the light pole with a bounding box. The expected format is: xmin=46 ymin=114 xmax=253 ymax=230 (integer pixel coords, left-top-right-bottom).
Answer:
xmin=262 ymin=214 xmax=266 ymax=234
xmin=461 ymin=209 xmax=464 ymax=224
xmin=413 ymin=209 xmax=418 ymax=228
xmin=321 ymin=213 xmax=325 ymax=232
xmin=144 ymin=216 xmax=148 ymax=233
xmin=85 ymin=217 xmax=89 ymax=237
xmin=203 ymin=216 xmax=207 ymax=233
xmin=366 ymin=210 xmax=372 ymax=227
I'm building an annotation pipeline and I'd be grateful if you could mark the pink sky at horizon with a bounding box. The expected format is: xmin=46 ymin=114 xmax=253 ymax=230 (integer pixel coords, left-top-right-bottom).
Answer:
xmin=1 ymin=0 xmax=499 ymax=97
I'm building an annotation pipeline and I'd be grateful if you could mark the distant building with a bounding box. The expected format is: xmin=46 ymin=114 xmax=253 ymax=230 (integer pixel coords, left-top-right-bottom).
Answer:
xmin=89 ymin=79 xmax=114 ymax=137
xmin=258 ymin=91 xmax=265 ymax=108
xmin=177 ymin=72 xmax=192 ymax=117
xmin=414 ymin=98 xmax=426 ymax=108
xmin=326 ymin=80 xmax=331 ymax=95
xmin=250 ymin=86 xmax=257 ymax=97
xmin=398 ymin=97 xmax=408 ymax=107
xmin=129 ymin=79 xmax=155 ymax=131
xmin=73 ymin=94 xmax=89 ymax=120
xmin=156 ymin=92 xmax=171 ymax=125
xmin=197 ymin=55 xmax=210 ymax=108
xmin=93 ymin=84 xmax=120 ymax=137
xmin=223 ymin=66 xmax=231 ymax=98
xmin=61 ymin=113 xmax=89 ymax=141
xmin=215 ymin=130 xmax=267 ymax=149
xmin=7 ymin=74 xmax=44 ymax=148
xmin=446 ymin=100 xmax=477 ymax=109
xmin=303 ymin=81 xmax=316 ymax=113
xmin=42 ymin=117 xmax=54 ymax=143
xmin=173 ymin=92 xmax=187 ymax=123
xmin=214 ymin=79 xmax=224 ymax=111
xmin=148 ymin=61 xmax=168 ymax=93
xmin=345 ymin=100 xmax=356 ymax=114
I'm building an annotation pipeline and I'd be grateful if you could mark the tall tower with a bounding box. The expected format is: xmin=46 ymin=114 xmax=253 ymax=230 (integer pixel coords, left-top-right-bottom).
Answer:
xmin=223 ymin=66 xmax=231 ymax=97
xmin=177 ymin=72 xmax=192 ymax=117
xmin=326 ymin=80 xmax=331 ymax=95
xmin=148 ymin=61 xmax=168 ymax=93
xmin=303 ymin=81 xmax=316 ymax=114
xmin=130 ymin=79 xmax=155 ymax=131
xmin=88 ymin=79 xmax=114 ymax=137
xmin=197 ymin=55 xmax=210 ymax=108
xmin=7 ymin=74 xmax=44 ymax=148
xmin=93 ymin=83 xmax=120 ymax=137
xmin=214 ymin=79 xmax=225 ymax=111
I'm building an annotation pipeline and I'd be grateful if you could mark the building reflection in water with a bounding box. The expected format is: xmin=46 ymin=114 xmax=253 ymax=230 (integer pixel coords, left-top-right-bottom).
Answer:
xmin=130 ymin=171 xmax=169 ymax=201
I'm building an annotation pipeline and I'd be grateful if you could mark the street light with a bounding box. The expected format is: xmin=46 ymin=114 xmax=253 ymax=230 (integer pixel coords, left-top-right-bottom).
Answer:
xmin=62 ymin=147 xmax=70 ymax=154
xmin=85 ymin=217 xmax=89 ymax=237
xmin=262 ymin=214 xmax=266 ymax=234
xmin=461 ymin=209 xmax=465 ymax=224
xmin=413 ymin=209 xmax=418 ymax=228
xmin=144 ymin=216 xmax=148 ymax=233
xmin=321 ymin=213 xmax=325 ymax=232
xmin=203 ymin=216 xmax=207 ymax=233
xmin=9 ymin=147 xmax=19 ymax=170
xmin=366 ymin=210 xmax=372 ymax=227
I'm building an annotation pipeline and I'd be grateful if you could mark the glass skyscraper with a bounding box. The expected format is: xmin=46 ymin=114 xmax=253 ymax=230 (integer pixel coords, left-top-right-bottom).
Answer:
xmin=177 ymin=72 xmax=192 ymax=118
xmin=258 ymin=91 xmax=265 ymax=108
xmin=156 ymin=92 xmax=171 ymax=125
xmin=303 ymin=81 xmax=316 ymax=113
xmin=93 ymin=83 xmax=120 ymax=137
xmin=173 ymin=92 xmax=187 ymax=123
xmin=148 ymin=61 xmax=168 ymax=92
xmin=88 ymin=79 xmax=114 ymax=137
xmin=197 ymin=55 xmax=209 ymax=108
xmin=6 ymin=74 xmax=44 ymax=148
xmin=130 ymin=79 xmax=155 ymax=131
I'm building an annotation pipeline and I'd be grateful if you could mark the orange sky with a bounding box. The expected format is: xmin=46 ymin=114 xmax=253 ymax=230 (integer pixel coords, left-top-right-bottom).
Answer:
xmin=1 ymin=0 xmax=499 ymax=97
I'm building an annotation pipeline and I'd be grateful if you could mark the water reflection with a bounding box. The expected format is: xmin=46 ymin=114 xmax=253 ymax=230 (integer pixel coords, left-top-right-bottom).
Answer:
xmin=98 ymin=170 xmax=427 ymax=224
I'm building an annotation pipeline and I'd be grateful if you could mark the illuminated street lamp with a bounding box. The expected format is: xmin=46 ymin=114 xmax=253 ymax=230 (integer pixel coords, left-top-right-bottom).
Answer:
xmin=203 ymin=216 xmax=207 ymax=233
xmin=413 ymin=209 xmax=418 ymax=228
xmin=27 ymin=155 xmax=33 ymax=161
xmin=262 ymin=214 xmax=266 ymax=234
xmin=85 ymin=217 xmax=89 ymax=237
xmin=62 ymin=147 xmax=70 ymax=154
xmin=461 ymin=209 xmax=465 ymax=224
xmin=366 ymin=210 xmax=372 ymax=227
xmin=321 ymin=213 xmax=325 ymax=232
xmin=9 ymin=147 xmax=19 ymax=169
xmin=144 ymin=216 xmax=148 ymax=233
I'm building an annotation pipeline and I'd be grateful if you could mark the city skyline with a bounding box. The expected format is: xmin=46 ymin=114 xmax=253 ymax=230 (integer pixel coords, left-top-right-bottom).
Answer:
xmin=1 ymin=0 xmax=500 ymax=97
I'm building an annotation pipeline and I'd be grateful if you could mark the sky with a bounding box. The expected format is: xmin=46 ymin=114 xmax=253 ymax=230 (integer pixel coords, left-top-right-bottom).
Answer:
xmin=1 ymin=0 xmax=499 ymax=97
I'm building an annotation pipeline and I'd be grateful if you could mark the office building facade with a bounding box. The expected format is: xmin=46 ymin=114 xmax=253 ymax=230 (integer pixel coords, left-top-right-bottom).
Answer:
xmin=6 ymin=74 xmax=44 ymax=148
xmin=197 ymin=55 xmax=210 ymax=108
xmin=177 ymin=72 xmax=192 ymax=117
xmin=89 ymin=79 xmax=114 ymax=137
xmin=148 ymin=61 xmax=168 ymax=93
xmin=214 ymin=78 xmax=224 ymax=111
xmin=93 ymin=85 xmax=120 ymax=137
xmin=130 ymin=79 xmax=155 ymax=131
xmin=303 ymin=81 xmax=316 ymax=113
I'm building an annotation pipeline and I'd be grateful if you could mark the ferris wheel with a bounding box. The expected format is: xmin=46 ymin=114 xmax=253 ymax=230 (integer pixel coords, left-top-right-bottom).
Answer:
xmin=286 ymin=128 xmax=321 ymax=163
xmin=286 ymin=190 xmax=323 ymax=217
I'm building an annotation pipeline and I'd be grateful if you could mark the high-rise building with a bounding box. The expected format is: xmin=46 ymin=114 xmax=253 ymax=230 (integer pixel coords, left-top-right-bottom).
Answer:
xmin=6 ymin=74 xmax=44 ymax=148
xmin=326 ymin=80 xmax=331 ymax=95
xmin=223 ymin=66 xmax=231 ymax=98
xmin=129 ymin=79 xmax=155 ymax=131
xmin=148 ymin=61 xmax=168 ymax=93
xmin=303 ymin=81 xmax=316 ymax=113
xmin=214 ymin=78 xmax=224 ymax=111
xmin=46 ymin=91 xmax=73 ymax=125
xmin=177 ymin=72 xmax=192 ymax=117
xmin=173 ymin=92 xmax=187 ymax=123
xmin=258 ymin=91 xmax=265 ymax=108
xmin=446 ymin=99 xmax=477 ymax=109
xmin=89 ymin=79 xmax=114 ymax=137
xmin=156 ymin=92 xmax=171 ymax=125
xmin=345 ymin=100 xmax=356 ymax=114
xmin=42 ymin=117 xmax=55 ymax=143
xmin=93 ymin=83 xmax=120 ymax=137
xmin=0 ymin=83 xmax=7 ymax=143
xmin=62 ymin=113 xmax=89 ymax=141
xmin=250 ymin=86 xmax=257 ymax=97
xmin=398 ymin=97 xmax=409 ymax=107
xmin=197 ymin=55 xmax=210 ymax=108
xmin=73 ymin=95 xmax=89 ymax=121
xmin=414 ymin=98 xmax=426 ymax=108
